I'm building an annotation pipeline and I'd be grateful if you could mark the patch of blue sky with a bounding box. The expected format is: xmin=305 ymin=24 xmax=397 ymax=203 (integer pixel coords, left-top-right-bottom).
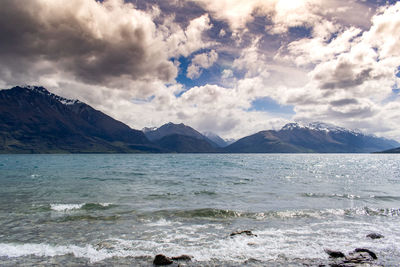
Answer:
xmin=248 ymin=97 xmax=295 ymax=116
xmin=174 ymin=47 xmax=244 ymax=96
xmin=381 ymin=83 xmax=400 ymax=103
xmin=175 ymin=53 xmax=222 ymax=87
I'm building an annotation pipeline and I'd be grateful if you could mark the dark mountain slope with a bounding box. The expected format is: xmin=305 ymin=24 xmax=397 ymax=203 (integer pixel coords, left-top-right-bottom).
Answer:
xmin=143 ymin=122 xmax=219 ymax=152
xmin=155 ymin=134 xmax=218 ymax=153
xmin=0 ymin=86 xmax=158 ymax=153
xmin=224 ymin=130 xmax=310 ymax=153
xmin=224 ymin=122 xmax=399 ymax=153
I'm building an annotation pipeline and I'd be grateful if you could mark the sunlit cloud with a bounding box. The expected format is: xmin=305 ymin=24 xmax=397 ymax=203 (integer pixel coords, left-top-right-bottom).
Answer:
xmin=0 ymin=0 xmax=399 ymax=140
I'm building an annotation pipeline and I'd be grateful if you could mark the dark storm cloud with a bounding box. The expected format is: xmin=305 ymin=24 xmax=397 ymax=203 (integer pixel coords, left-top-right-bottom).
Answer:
xmin=328 ymin=105 xmax=376 ymax=119
xmin=312 ymin=58 xmax=375 ymax=90
xmin=330 ymin=98 xmax=358 ymax=107
xmin=0 ymin=0 xmax=177 ymax=87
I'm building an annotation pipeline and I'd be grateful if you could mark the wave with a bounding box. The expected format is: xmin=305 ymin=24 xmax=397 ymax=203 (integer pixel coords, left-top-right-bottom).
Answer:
xmin=27 ymin=203 xmax=116 ymax=213
xmin=144 ymin=207 xmax=400 ymax=220
xmin=0 ymin=242 xmax=144 ymax=263
xmin=50 ymin=204 xmax=84 ymax=211
xmin=49 ymin=203 xmax=114 ymax=212
xmin=193 ymin=190 xmax=217 ymax=196
xmin=55 ymin=214 xmax=119 ymax=222
xmin=302 ymin=193 xmax=361 ymax=199
xmin=303 ymin=193 xmax=400 ymax=201
xmin=151 ymin=208 xmax=244 ymax=219
xmin=1 ymin=225 xmax=399 ymax=265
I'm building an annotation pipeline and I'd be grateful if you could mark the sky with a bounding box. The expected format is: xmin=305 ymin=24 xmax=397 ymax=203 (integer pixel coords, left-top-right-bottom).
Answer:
xmin=0 ymin=0 xmax=400 ymax=140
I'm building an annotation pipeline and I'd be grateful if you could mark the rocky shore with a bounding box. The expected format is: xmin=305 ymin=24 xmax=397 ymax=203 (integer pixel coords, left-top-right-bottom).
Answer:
xmin=152 ymin=231 xmax=385 ymax=266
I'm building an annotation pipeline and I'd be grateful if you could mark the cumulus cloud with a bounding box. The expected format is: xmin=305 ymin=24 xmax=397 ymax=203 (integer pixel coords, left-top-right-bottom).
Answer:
xmin=0 ymin=0 xmax=178 ymax=89
xmin=162 ymin=13 xmax=214 ymax=58
xmin=187 ymin=50 xmax=218 ymax=79
xmin=233 ymin=38 xmax=270 ymax=78
xmin=1 ymin=0 xmax=400 ymax=141
xmin=190 ymin=0 xmax=372 ymax=36
xmin=273 ymin=2 xmax=400 ymax=139
xmin=0 ymin=0 xmax=216 ymax=96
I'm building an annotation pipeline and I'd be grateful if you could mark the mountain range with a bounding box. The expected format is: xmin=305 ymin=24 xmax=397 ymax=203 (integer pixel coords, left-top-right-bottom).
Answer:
xmin=143 ymin=123 xmax=219 ymax=152
xmin=0 ymin=86 xmax=398 ymax=153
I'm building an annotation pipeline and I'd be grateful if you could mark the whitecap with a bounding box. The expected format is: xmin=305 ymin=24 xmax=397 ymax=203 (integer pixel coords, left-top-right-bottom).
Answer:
xmin=50 ymin=204 xmax=84 ymax=211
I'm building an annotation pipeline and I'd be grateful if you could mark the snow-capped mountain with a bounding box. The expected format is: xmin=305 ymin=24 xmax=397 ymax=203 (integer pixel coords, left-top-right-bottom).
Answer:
xmin=0 ymin=86 xmax=155 ymax=153
xmin=22 ymin=85 xmax=82 ymax=105
xmin=282 ymin=122 xmax=362 ymax=135
xmin=1 ymin=86 xmax=398 ymax=154
xmin=225 ymin=122 xmax=399 ymax=153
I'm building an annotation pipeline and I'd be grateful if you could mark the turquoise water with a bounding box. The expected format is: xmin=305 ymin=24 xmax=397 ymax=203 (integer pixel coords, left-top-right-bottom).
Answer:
xmin=0 ymin=154 xmax=400 ymax=266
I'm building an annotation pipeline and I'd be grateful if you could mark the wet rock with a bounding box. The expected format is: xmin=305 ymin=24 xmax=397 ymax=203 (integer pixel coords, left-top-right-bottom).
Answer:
xmin=230 ymin=230 xmax=257 ymax=237
xmin=324 ymin=249 xmax=345 ymax=258
xmin=353 ymin=248 xmax=377 ymax=259
xmin=171 ymin=255 xmax=192 ymax=261
xmin=366 ymin=233 xmax=384 ymax=239
xmin=153 ymin=254 xmax=173 ymax=265
xmin=327 ymin=248 xmax=378 ymax=266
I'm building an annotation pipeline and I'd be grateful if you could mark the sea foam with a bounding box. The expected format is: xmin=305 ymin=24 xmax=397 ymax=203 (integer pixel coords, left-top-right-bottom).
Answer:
xmin=50 ymin=203 xmax=112 ymax=212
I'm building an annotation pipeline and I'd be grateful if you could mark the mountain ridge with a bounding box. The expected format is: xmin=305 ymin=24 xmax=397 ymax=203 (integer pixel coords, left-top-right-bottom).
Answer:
xmin=225 ymin=122 xmax=399 ymax=153
xmin=143 ymin=122 xmax=220 ymax=150
xmin=1 ymin=85 xmax=398 ymax=154
xmin=0 ymin=86 xmax=159 ymax=153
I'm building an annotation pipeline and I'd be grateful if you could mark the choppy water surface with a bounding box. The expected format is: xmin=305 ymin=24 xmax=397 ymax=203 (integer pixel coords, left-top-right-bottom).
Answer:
xmin=0 ymin=154 xmax=399 ymax=266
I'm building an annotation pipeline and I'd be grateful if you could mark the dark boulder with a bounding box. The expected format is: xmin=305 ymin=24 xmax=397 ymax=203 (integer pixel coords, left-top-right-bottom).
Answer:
xmin=327 ymin=248 xmax=378 ymax=266
xmin=171 ymin=255 xmax=192 ymax=261
xmin=366 ymin=233 xmax=384 ymax=239
xmin=230 ymin=230 xmax=257 ymax=237
xmin=153 ymin=254 xmax=173 ymax=265
xmin=354 ymin=248 xmax=377 ymax=259
xmin=324 ymin=249 xmax=345 ymax=258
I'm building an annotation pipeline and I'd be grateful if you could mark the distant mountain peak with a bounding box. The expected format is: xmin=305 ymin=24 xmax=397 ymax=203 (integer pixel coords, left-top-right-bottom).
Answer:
xmin=281 ymin=121 xmax=363 ymax=135
xmin=226 ymin=121 xmax=399 ymax=153
xmin=143 ymin=122 xmax=221 ymax=149
xmin=12 ymin=85 xmax=82 ymax=106
xmin=307 ymin=122 xmax=347 ymax=132
xmin=202 ymin=131 xmax=230 ymax=148
xmin=14 ymin=85 xmax=49 ymax=94
xmin=281 ymin=122 xmax=305 ymax=131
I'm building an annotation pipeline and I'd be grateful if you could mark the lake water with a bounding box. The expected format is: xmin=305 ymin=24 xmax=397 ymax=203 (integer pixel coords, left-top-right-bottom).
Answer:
xmin=0 ymin=154 xmax=399 ymax=266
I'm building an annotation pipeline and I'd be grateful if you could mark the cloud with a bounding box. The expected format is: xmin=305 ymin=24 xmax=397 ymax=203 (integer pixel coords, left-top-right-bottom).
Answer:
xmin=221 ymin=69 xmax=233 ymax=79
xmin=187 ymin=50 xmax=218 ymax=79
xmin=270 ymin=2 xmax=400 ymax=140
xmin=163 ymin=13 xmax=214 ymax=57
xmin=232 ymin=38 xmax=270 ymax=78
xmin=0 ymin=0 xmax=216 ymax=97
xmin=190 ymin=0 xmax=372 ymax=36
xmin=0 ymin=0 xmax=179 ymax=89
xmin=1 ymin=0 xmax=400 ymax=141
